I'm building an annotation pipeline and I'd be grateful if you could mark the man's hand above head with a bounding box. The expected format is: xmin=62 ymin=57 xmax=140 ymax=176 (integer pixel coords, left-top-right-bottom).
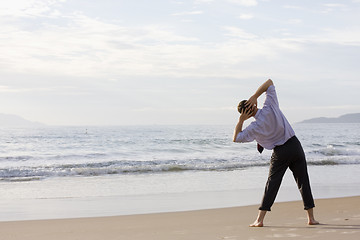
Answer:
xmin=240 ymin=109 xmax=253 ymax=122
xmin=246 ymin=95 xmax=258 ymax=112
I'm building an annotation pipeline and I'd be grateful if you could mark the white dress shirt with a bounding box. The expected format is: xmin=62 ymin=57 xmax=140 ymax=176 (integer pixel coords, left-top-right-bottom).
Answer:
xmin=235 ymin=85 xmax=295 ymax=150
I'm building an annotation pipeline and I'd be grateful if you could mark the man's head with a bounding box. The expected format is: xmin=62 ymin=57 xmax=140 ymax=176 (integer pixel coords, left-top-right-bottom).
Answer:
xmin=237 ymin=100 xmax=254 ymax=115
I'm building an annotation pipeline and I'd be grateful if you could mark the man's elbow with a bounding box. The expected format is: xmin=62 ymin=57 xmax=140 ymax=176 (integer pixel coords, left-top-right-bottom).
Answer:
xmin=267 ymin=79 xmax=274 ymax=86
xmin=232 ymin=134 xmax=239 ymax=142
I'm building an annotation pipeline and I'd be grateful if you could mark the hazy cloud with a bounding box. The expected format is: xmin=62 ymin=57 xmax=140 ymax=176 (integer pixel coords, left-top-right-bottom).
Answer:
xmin=227 ymin=0 xmax=258 ymax=6
xmin=237 ymin=14 xmax=254 ymax=20
xmin=0 ymin=0 xmax=359 ymax=125
xmin=172 ymin=10 xmax=203 ymax=16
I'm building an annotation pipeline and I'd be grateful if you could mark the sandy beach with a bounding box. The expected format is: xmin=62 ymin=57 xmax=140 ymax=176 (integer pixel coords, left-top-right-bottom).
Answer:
xmin=1 ymin=196 xmax=359 ymax=240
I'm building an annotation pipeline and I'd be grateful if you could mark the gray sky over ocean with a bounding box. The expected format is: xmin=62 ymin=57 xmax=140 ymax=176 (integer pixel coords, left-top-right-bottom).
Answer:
xmin=1 ymin=0 xmax=359 ymax=125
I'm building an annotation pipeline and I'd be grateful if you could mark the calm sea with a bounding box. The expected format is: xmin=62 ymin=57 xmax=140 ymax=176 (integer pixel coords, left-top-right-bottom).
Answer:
xmin=0 ymin=123 xmax=359 ymax=182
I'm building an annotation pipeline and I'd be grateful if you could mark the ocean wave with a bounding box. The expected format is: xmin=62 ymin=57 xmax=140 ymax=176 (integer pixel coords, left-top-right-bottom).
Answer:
xmin=308 ymin=160 xmax=338 ymax=166
xmin=1 ymin=157 xmax=360 ymax=182
xmin=0 ymin=155 xmax=34 ymax=162
xmin=0 ymin=160 xmax=269 ymax=181
xmin=311 ymin=145 xmax=360 ymax=157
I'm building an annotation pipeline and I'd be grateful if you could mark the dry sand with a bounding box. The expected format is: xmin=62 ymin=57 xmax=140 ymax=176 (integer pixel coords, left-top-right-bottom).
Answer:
xmin=1 ymin=196 xmax=359 ymax=240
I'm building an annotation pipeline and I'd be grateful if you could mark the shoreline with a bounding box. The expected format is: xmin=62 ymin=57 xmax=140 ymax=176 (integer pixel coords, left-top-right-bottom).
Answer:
xmin=1 ymin=196 xmax=359 ymax=240
xmin=2 ymin=164 xmax=360 ymax=222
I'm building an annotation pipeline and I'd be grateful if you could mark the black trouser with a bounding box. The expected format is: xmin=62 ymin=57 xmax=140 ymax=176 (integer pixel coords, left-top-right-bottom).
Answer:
xmin=259 ymin=136 xmax=315 ymax=211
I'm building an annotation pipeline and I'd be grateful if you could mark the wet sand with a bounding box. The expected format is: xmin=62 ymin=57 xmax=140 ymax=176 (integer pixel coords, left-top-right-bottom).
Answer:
xmin=1 ymin=196 xmax=359 ymax=240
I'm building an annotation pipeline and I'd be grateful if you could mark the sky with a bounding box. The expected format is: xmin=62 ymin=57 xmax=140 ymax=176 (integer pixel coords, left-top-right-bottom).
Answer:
xmin=0 ymin=0 xmax=360 ymax=126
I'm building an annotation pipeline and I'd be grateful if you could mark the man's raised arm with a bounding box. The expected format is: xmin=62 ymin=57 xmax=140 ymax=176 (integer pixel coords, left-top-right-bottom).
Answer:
xmin=232 ymin=109 xmax=253 ymax=142
xmin=233 ymin=79 xmax=274 ymax=142
xmin=246 ymin=79 xmax=274 ymax=109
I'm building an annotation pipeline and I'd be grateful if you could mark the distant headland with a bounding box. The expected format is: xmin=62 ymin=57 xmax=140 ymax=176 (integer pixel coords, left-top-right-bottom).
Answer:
xmin=299 ymin=113 xmax=360 ymax=124
xmin=0 ymin=113 xmax=45 ymax=128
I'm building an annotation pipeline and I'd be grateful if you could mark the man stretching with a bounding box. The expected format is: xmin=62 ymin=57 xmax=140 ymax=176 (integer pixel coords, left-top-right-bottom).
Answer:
xmin=233 ymin=79 xmax=319 ymax=227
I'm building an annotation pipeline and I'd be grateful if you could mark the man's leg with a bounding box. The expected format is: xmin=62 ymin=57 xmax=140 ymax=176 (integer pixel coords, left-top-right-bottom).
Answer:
xmin=252 ymin=151 xmax=288 ymax=226
xmin=289 ymin=138 xmax=319 ymax=224
xmin=259 ymin=152 xmax=288 ymax=212
xmin=288 ymin=140 xmax=315 ymax=211
xmin=249 ymin=210 xmax=267 ymax=227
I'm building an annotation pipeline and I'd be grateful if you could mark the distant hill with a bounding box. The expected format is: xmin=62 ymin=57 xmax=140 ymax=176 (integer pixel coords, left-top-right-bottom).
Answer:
xmin=0 ymin=113 xmax=45 ymax=128
xmin=299 ymin=113 xmax=360 ymax=124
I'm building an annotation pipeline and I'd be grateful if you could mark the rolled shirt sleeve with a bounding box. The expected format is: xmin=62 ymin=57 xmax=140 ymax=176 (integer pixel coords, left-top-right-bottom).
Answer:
xmin=235 ymin=122 xmax=257 ymax=143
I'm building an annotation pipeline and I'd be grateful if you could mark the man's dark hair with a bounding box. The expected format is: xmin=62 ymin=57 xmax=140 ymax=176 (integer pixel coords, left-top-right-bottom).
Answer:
xmin=237 ymin=100 xmax=252 ymax=114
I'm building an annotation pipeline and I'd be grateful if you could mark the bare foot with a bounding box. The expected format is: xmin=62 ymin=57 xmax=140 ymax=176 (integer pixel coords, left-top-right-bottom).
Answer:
xmin=308 ymin=219 xmax=320 ymax=225
xmin=249 ymin=221 xmax=263 ymax=227
xmin=306 ymin=208 xmax=319 ymax=225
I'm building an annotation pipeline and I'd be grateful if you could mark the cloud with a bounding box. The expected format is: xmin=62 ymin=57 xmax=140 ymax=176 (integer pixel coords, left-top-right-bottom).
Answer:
xmin=0 ymin=0 xmax=358 ymax=125
xmin=0 ymin=0 xmax=65 ymax=17
xmin=0 ymin=12 xmax=202 ymax=78
xmin=195 ymin=0 xmax=257 ymax=6
xmin=227 ymin=0 xmax=258 ymax=6
xmin=282 ymin=5 xmax=303 ymax=10
xmin=0 ymin=7 xmax=305 ymax=81
xmin=237 ymin=14 xmax=254 ymax=20
xmin=323 ymin=3 xmax=347 ymax=8
xmin=320 ymin=28 xmax=360 ymax=46
xmin=132 ymin=106 xmax=233 ymax=114
xmin=172 ymin=10 xmax=203 ymax=16
xmin=293 ymin=27 xmax=360 ymax=46
xmin=0 ymin=85 xmax=55 ymax=93
xmin=0 ymin=0 xmax=356 ymax=83
xmin=194 ymin=0 xmax=214 ymax=3
xmin=283 ymin=104 xmax=360 ymax=111
xmin=321 ymin=3 xmax=348 ymax=13
xmin=288 ymin=19 xmax=302 ymax=24
xmin=223 ymin=26 xmax=257 ymax=39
